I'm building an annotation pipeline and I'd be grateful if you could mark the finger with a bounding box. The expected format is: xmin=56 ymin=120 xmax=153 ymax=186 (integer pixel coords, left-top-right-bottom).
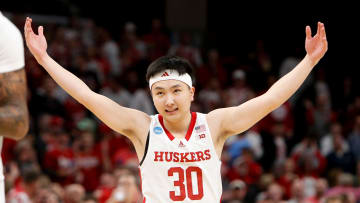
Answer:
xmin=24 ymin=17 xmax=29 ymax=33
xmin=25 ymin=17 xmax=33 ymax=34
xmin=38 ymin=26 xmax=44 ymax=36
xmin=306 ymin=26 xmax=312 ymax=39
xmin=24 ymin=18 xmax=31 ymax=38
xmin=24 ymin=17 xmax=28 ymax=33
xmin=316 ymin=21 xmax=321 ymax=36
xmin=321 ymin=23 xmax=327 ymax=40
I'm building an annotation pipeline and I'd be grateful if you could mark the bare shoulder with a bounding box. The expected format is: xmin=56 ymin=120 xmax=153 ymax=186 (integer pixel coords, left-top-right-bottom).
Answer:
xmin=205 ymin=108 xmax=230 ymax=139
xmin=206 ymin=107 xmax=234 ymax=127
xmin=126 ymin=109 xmax=152 ymax=142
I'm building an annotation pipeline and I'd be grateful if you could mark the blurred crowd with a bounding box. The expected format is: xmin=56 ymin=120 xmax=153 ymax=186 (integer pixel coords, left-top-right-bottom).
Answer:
xmin=2 ymin=13 xmax=360 ymax=203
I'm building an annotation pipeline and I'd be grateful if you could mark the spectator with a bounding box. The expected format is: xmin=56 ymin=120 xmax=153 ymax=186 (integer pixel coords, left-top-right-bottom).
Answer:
xmin=326 ymin=132 xmax=356 ymax=174
xmin=321 ymin=122 xmax=349 ymax=157
xmin=6 ymin=170 xmax=41 ymax=202
xmin=196 ymin=49 xmax=227 ymax=88
xmin=168 ymin=32 xmax=203 ymax=67
xmin=73 ymin=131 xmax=103 ymax=192
xmin=64 ymin=184 xmax=86 ymax=203
xmin=227 ymin=148 xmax=262 ymax=186
xmin=142 ymin=18 xmax=170 ymax=61
xmin=291 ymin=135 xmax=326 ymax=178
xmin=222 ymin=179 xmax=247 ymax=203
xmin=225 ymin=69 xmax=255 ymax=107
xmin=348 ymin=115 xmax=360 ymax=161
xmin=106 ymin=173 xmax=142 ymax=203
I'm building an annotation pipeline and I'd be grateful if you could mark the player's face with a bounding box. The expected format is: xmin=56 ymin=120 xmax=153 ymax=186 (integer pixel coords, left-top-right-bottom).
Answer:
xmin=151 ymin=80 xmax=194 ymax=121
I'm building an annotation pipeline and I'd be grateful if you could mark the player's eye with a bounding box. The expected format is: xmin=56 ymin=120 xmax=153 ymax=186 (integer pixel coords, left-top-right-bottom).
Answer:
xmin=156 ymin=92 xmax=163 ymax=96
xmin=174 ymin=89 xmax=181 ymax=93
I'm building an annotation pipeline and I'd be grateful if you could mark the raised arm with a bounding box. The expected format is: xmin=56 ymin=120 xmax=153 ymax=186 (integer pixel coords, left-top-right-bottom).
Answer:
xmin=24 ymin=17 xmax=150 ymax=139
xmin=208 ymin=22 xmax=328 ymax=139
xmin=0 ymin=69 xmax=29 ymax=140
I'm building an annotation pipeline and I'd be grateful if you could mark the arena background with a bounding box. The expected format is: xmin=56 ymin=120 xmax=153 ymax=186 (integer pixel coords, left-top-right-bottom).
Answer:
xmin=1 ymin=1 xmax=360 ymax=202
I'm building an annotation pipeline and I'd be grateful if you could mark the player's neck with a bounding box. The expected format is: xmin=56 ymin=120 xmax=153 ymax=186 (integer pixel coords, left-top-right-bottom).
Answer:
xmin=162 ymin=111 xmax=192 ymax=138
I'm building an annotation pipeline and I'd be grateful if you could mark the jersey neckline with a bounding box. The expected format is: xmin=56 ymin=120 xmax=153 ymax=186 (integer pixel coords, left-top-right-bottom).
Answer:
xmin=158 ymin=112 xmax=197 ymax=141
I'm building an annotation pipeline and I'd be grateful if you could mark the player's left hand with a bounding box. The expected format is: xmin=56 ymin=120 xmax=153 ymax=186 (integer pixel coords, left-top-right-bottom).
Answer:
xmin=305 ymin=22 xmax=328 ymax=65
xmin=24 ymin=17 xmax=48 ymax=62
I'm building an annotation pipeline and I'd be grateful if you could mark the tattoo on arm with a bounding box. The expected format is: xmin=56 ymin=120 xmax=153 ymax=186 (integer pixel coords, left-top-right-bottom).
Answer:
xmin=0 ymin=68 xmax=29 ymax=139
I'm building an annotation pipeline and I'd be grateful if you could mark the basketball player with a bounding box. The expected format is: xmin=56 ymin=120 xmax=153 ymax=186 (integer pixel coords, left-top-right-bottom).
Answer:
xmin=0 ymin=12 xmax=29 ymax=202
xmin=24 ymin=17 xmax=327 ymax=202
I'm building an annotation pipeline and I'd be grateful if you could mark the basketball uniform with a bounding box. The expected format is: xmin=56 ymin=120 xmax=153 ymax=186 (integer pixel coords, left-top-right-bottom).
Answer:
xmin=0 ymin=11 xmax=25 ymax=202
xmin=139 ymin=112 xmax=222 ymax=202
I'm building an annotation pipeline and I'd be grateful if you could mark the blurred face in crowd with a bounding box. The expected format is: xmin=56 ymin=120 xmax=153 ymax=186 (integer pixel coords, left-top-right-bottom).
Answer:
xmin=57 ymin=131 xmax=70 ymax=147
xmin=152 ymin=80 xmax=194 ymax=122
xmin=316 ymin=178 xmax=328 ymax=196
xmin=267 ymin=183 xmax=283 ymax=201
xmin=331 ymin=123 xmax=342 ymax=136
xmin=231 ymin=186 xmax=247 ymax=200
xmin=64 ymin=184 xmax=85 ymax=203
xmin=291 ymin=179 xmax=305 ymax=199
xmin=81 ymin=131 xmax=94 ymax=150
xmin=333 ymin=134 xmax=344 ymax=151
xmin=114 ymin=167 xmax=133 ymax=182
xmin=118 ymin=174 xmax=137 ymax=189
xmin=100 ymin=173 xmax=116 ymax=188
xmin=208 ymin=49 xmax=219 ymax=64
xmin=43 ymin=77 xmax=57 ymax=94
xmin=284 ymin=158 xmax=295 ymax=173
xmin=34 ymin=188 xmax=61 ymax=203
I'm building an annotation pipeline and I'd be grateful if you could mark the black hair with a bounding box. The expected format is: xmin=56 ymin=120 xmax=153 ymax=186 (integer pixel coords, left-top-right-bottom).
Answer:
xmin=146 ymin=55 xmax=195 ymax=83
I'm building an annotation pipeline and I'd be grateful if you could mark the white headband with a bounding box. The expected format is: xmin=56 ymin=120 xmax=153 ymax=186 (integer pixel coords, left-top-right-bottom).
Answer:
xmin=149 ymin=69 xmax=192 ymax=89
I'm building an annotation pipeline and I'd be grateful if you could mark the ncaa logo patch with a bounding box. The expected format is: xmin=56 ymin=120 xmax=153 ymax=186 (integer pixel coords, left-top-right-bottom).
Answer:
xmin=153 ymin=126 xmax=163 ymax=134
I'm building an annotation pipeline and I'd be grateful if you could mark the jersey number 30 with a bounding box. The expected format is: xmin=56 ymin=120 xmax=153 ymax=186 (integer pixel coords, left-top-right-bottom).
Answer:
xmin=168 ymin=166 xmax=203 ymax=201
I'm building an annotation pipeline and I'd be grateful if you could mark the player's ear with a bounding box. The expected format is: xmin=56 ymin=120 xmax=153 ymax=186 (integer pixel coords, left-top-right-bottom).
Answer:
xmin=190 ymin=86 xmax=195 ymax=101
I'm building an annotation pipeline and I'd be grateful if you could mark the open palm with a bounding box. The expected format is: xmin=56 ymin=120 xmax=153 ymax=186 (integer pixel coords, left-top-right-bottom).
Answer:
xmin=305 ymin=22 xmax=328 ymax=64
xmin=24 ymin=17 xmax=48 ymax=61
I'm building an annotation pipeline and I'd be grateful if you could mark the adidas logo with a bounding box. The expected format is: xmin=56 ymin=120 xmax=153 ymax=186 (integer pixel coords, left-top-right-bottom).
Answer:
xmin=161 ymin=72 xmax=169 ymax=77
xmin=179 ymin=141 xmax=185 ymax=147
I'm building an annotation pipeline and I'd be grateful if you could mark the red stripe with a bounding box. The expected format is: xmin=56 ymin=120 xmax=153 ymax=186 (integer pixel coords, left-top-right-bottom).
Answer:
xmin=143 ymin=197 xmax=146 ymax=203
xmin=185 ymin=112 xmax=197 ymax=141
xmin=158 ymin=114 xmax=175 ymax=141
xmin=158 ymin=112 xmax=197 ymax=141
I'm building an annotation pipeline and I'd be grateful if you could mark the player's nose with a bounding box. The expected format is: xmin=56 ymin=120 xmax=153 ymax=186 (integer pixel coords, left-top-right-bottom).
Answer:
xmin=164 ymin=94 xmax=175 ymax=106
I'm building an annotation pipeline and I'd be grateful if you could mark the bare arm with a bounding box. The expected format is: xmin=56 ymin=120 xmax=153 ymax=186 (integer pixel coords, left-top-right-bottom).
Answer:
xmin=24 ymin=17 xmax=150 ymax=140
xmin=208 ymin=22 xmax=328 ymax=139
xmin=0 ymin=69 xmax=29 ymax=140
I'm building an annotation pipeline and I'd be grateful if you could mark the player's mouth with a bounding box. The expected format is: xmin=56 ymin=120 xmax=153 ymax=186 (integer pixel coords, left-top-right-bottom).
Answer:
xmin=165 ymin=108 xmax=178 ymax=114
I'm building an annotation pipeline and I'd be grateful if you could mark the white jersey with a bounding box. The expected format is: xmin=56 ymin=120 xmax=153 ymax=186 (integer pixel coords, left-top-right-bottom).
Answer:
xmin=0 ymin=12 xmax=25 ymax=74
xmin=0 ymin=11 xmax=25 ymax=202
xmin=139 ymin=112 xmax=222 ymax=203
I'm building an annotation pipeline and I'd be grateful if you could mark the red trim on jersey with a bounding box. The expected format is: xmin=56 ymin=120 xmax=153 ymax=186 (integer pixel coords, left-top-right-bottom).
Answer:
xmin=158 ymin=114 xmax=175 ymax=141
xmin=185 ymin=112 xmax=197 ymax=141
xmin=158 ymin=112 xmax=197 ymax=141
